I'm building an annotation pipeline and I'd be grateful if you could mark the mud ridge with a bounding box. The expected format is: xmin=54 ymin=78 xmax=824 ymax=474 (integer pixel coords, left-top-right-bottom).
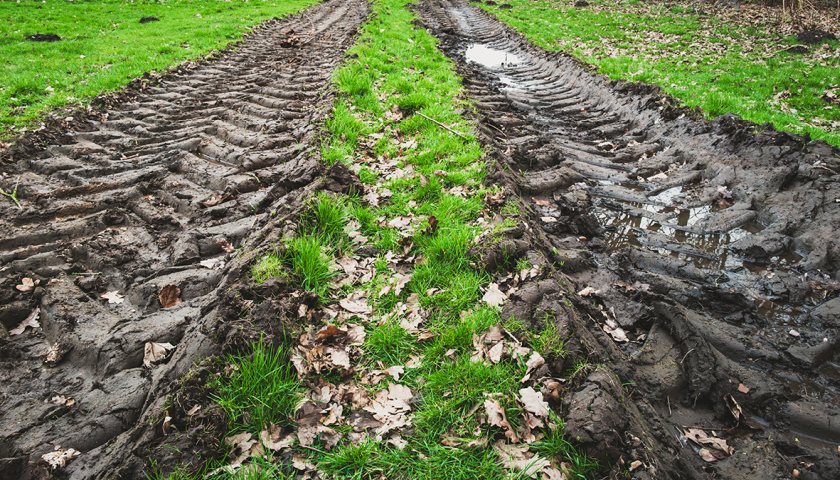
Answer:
xmin=417 ymin=0 xmax=840 ymax=478
xmin=0 ymin=1 xmax=370 ymax=478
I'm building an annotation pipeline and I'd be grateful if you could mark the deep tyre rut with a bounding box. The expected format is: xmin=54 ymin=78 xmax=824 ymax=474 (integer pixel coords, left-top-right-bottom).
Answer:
xmin=417 ymin=0 xmax=840 ymax=478
xmin=0 ymin=1 xmax=369 ymax=478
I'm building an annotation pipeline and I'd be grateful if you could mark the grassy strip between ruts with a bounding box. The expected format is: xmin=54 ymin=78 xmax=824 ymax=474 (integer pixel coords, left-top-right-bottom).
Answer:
xmin=0 ymin=0 xmax=319 ymax=139
xmin=156 ymin=0 xmax=596 ymax=479
xmin=474 ymin=0 xmax=839 ymax=147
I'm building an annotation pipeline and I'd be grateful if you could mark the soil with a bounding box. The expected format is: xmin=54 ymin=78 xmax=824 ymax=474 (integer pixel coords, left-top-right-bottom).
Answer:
xmin=416 ymin=0 xmax=840 ymax=478
xmin=139 ymin=17 xmax=160 ymax=24
xmin=797 ymin=29 xmax=837 ymax=44
xmin=26 ymin=34 xmax=61 ymax=42
xmin=0 ymin=0 xmax=369 ymax=478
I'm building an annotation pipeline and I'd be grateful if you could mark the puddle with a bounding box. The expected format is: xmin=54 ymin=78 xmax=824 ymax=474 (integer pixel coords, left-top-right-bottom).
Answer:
xmin=465 ymin=43 xmax=521 ymax=69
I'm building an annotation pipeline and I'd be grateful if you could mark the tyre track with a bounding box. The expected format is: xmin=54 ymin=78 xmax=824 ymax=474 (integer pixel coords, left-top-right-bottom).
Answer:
xmin=0 ymin=1 xmax=369 ymax=477
xmin=418 ymin=0 xmax=840 ymax=478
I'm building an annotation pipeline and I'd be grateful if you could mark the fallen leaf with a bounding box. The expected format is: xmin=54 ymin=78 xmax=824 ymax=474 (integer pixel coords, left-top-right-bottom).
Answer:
xmin=519 ymin=387 xmax=550 ymax=418
xmin=199 ymin=257 xmax=225 ymax=270
xmin=340 ymin=296 xmax=371 ymax=315
xmin=484 ymin=399 xmax=518 ymax=442
xmin=50 ymin=395 xmax=75 ymax=407
xmin=42 ymin=447 xmax=81 ymax=469
xmin=16 ymin=277 xmax=37 ymax=292
xmin=158 ymin=284 xmax=181 ymax=308
xmin=482 ymin=283 xmax=507 ymax=307
xmin=494 ymin=441 xmax=550 ymax=477
xmin=100 ymin=290 xmax=125 ymax=305
xmin=10 ymin=307 xmax=40 ymax=336
xmin=143 ymin=341 xmax=175 ymax=367
xmin=683 ymin=428 xmax=733 ymax=462
xmin=219 ymin=239 xmax=235 ymax=253
xmin=577 ymin=286 xmax=600 ymax=297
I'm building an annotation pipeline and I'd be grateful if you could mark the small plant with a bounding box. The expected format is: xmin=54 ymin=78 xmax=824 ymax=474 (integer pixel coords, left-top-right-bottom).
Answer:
xmin=0 ymin=176 xmax=21 ymax=209
xmin=300 ymin=193 xmax=349 ymax=250
xmin=212 ymin=340 xmax=303 ymax=434
xmin=286 ymin=234 xmax=336 ymax=298
xmin=532 ymin=416 xmax=597 ymax=478
xmin=251 ymin=252 xmax=285 ymax=284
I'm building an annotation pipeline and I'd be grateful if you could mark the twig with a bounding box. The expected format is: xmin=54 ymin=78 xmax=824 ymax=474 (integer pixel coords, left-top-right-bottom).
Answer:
xmin=416 ymin=112 xmax=469 ymax=139
xmin=679 ymin=348 xmax=695 ymax=365
xmin=0 ymin=176 xmax=22 ymax=209
xmin=297 ymin=444 xmax=328 ymax=455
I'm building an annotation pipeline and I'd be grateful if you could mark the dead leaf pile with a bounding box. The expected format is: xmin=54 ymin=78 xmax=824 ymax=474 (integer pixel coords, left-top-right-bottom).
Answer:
xmin=291 ymin=323 xmax=366 ymax=376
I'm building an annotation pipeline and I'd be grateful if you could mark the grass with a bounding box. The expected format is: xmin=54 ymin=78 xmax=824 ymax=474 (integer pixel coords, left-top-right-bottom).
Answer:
xmin=477 ymin=0 xmax=840 ymax=146
xmin=160 ymin=0 xmax=597 ymax=477
xmin=212 ymin=339 xmax=303 ymax=434
xmin=0 ymin=0 xmax=319 ymax=138
xmin=307 ymin=0 xmax=596 ymax=478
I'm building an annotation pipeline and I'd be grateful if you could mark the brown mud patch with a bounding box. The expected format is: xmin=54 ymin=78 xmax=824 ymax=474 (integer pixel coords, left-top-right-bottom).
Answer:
xmin=417 ymin=0 xmax=840 ymax=478
xmin=0 ymin=0 xmax=370 ymax=478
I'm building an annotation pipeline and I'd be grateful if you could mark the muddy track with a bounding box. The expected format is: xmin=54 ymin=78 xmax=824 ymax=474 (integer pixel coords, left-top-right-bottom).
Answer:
xmin=417 ymin=0 xmax=840 ymax=478
xmin=0 ymin=1 xmax=370 ymax=477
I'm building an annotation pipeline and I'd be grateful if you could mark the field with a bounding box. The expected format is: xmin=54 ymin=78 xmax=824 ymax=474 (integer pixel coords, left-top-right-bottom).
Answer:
xmin=1 ymin=1 xmax=839 ymax=480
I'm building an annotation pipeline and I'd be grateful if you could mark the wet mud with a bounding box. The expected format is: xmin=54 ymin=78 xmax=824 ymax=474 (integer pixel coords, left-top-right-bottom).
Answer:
xmin=0 ymin=1 xmax=370 ymax=478
xmin=417 ymin=0 xmax=840 ymax=478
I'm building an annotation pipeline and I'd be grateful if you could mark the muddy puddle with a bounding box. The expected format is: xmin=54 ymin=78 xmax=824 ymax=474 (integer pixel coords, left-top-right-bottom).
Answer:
xmin=418 ymin=0 xmax=840 ymax=478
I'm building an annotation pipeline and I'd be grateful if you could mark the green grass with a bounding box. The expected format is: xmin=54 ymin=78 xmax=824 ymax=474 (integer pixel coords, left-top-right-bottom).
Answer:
xmin=307 ymin=0 xmax=596 ymax=478
xmin=363 ymin=320 xmax=417 ymax=365
xmin=299 ymin=193 xmax=351 ymax=251
xmin=477 ymin=0 xmax=839 ymax=146
xmin=285 ymin=235 xmax=336 ymax=298
xmin=0 ymin=0 xmax=318 ymax=138
xmin=250 ymin=251 xmax=285 ymax=284
xmin=212 ymin=340 xmax=303 ymax=434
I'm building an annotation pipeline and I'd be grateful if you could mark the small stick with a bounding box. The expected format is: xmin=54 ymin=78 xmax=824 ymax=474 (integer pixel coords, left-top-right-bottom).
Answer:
xmin=416 ymin=112 xmax=469 ymax=139
xmin=0 ymin=176 xmax=22 ymax=209
xmin=297 ymin=444 xmax=328 ymax=455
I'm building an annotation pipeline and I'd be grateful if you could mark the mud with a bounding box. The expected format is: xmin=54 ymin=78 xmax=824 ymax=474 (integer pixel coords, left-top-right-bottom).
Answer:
xmin=417 ymin=0 xmax=840 ymax=478
xmin=0 ymin=1 xmax=370 ymax=478
xmin=26 ymin=34 xmax=61 ymax=42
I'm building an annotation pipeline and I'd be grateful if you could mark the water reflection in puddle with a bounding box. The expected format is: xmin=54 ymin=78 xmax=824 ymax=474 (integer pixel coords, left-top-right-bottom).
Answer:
xmin=465 ymin=44 xmax=521 ymax=69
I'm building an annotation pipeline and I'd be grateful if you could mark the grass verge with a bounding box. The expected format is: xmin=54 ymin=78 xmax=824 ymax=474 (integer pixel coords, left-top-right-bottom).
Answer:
xmin=476 ymin=0 xmax=839 ymax=146
xmin=0 ymin=0 xmax=319 ymax=139
xmin=151 ymin=0 xmax=596 ymax=478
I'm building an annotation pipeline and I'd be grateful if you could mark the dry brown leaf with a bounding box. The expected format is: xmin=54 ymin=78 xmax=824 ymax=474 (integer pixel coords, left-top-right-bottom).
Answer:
xmin=484 ymin=398 xmax=518 ymax=443
xmin=158 ymin=284 xmax=181 ymax=308
xmin=683 ymin=427 xmax=734 ymax=462
xmin=494 ymin=441 xmax=550 ymax=477
xmin=577 ymin=286 xmax=600 ymax=297
xmin=482 ymin=282 xmax=507 ymax=307
xmin=519 ymin=387 xmax=550 ymax=418
xmin=100 ymin=290 xmax=124 ymax=305
xmin=521 ymin=351 xmax=546 ymax=383
xmin=219 ymin=239 xmax=235 ymax=253
xmin=42 ymin=446 xmax=80 ymax=469
xmin=143 ymin=341 xmax=175 ymax=367
xmin=339 ymin=295 xmax=371 ymax=315
xmin=10 ymin=307 xmax=40 ymax=336
xmin=16 ymin=277 xmax=37 ymax=292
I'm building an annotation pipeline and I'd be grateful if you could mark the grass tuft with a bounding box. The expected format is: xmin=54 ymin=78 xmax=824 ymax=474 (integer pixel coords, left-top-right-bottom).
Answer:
xmin=212 ymin=340 xmax=303 ymax=434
